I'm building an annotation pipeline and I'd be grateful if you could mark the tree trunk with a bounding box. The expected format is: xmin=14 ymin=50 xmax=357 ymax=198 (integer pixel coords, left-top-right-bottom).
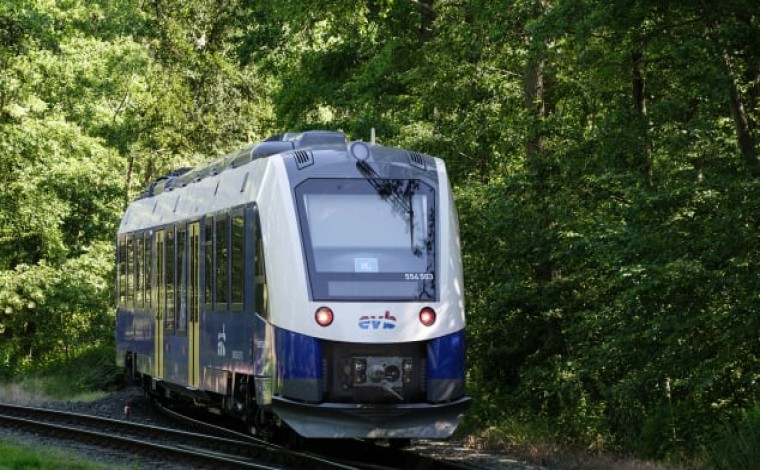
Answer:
xmin=412 ymin=0 xmax=436 ymax=43
xmin=631 ymin=49 xmax=653 ymax=186
xmin=722 ymin=51 xmax=760 ymax=176
xmin=125 ymin=154 xmax=135 ymax=207
xmin=524 ymin=53 xmax=546 ymax=165
xmin=522 ymin=0 xmax=554 ymax=284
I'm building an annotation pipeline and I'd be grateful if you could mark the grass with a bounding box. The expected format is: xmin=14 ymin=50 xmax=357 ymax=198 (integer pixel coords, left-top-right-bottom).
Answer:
xmin=8 ymin=377 xmax=108 ymax=403
xmin=0 ymin=378 xmax=107 ymax=405
xmin=0 ymin=439 xmax=123 ymax=470
xmin=0 ymin=346 xmax=128 ymax=469
xmin=0 ymin=345 xmax=122 ymax=404
xmin=459 ymin=411 xmax=760 ymax=469
xmin=459 ymin=416 xmax=686 ymax=469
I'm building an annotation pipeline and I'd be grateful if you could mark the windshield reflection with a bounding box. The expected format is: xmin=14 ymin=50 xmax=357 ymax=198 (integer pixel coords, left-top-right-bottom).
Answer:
xmin=356 ymin=161 xmax=436 ymax=300
xmin=356 ymin=161 xmax=432 ymax=257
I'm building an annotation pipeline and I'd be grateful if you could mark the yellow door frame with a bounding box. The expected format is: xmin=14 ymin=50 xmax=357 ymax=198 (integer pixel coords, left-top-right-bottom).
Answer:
xmin=188 ymin=222 xmax=201 ymax=388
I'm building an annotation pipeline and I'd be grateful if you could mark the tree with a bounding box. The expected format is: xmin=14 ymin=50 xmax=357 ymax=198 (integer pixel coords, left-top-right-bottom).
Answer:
xmin=0 ymin=0 xmax=273 ymax=371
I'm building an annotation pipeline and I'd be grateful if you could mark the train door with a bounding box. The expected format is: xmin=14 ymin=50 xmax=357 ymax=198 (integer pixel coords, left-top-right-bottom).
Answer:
xmin=154 ymin=229 xmax=165 ymax=379
xmin=165 ymin=224 xmax=186 ymax=386
xmin=188 ymin=222 xmax=201 ymax=388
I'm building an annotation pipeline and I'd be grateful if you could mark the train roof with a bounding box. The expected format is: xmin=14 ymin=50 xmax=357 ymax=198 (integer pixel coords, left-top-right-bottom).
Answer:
xmin=137 ymin=131 xmax=347 ymax=200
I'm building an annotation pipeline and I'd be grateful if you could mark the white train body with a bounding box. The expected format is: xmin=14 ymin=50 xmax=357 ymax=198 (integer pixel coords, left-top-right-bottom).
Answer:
xmin=116 ymin=131 xmax=469 ymax=439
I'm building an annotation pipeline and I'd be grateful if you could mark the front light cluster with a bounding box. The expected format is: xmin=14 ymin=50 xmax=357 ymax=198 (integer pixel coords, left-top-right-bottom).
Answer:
xmin=344 ymin=357 xmax=410 ymax=388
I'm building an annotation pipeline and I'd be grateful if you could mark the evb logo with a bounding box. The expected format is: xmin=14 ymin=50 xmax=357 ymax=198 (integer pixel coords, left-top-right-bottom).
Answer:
xmin=359 ymin=311 xmax=396 ymax=330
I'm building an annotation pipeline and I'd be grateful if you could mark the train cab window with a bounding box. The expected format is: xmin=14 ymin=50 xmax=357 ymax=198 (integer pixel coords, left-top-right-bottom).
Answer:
xmin=231 ymin=212 xmax=245 ymax=312
xmin=216 ymin=215 xmax=229 ymax=311
xmin=165 ymin=227 xmax=176 ymax=332
xmin=177 ymin=225 xmax=187 ymax=333
xmin=295 ymin=178 xmax=437 ymax=301
xmin=126 ymin=234 xmax=134 ymax=308
xmin=254 ymin=207 xmax=269 ymax=318
xmin=204 ymin=218 xmax=213 ymax=311
xmin=118 ymin=236 xmax=126 ymax=307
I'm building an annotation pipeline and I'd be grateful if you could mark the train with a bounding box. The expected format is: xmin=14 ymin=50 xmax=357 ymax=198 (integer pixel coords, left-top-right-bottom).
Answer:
xmin=115 ymin=130 xmax=470 ymax=442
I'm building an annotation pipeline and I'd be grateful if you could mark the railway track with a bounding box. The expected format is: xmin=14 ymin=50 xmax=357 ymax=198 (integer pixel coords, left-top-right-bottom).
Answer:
xmin=0 ymin=402 xmax=355 ymax=469
xmin=0 ymin=397 xmax=484 ymax=469
xmin=153 ymin=400 xmax=481 ymax=470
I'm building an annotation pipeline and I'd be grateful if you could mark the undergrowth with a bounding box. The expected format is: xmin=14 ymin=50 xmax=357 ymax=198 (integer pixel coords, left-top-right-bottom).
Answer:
xmin=705 ymin=404 xmax=760 ymax=470
xmin=0 ymin=344 xmax=121 ymax=403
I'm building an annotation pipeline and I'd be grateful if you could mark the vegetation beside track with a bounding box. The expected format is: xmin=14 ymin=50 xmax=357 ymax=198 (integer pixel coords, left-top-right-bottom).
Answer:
xmin=0 ymin=345 xmax=121 ymax=404
xmin=0 ymin=439 xmax=121 ymax=470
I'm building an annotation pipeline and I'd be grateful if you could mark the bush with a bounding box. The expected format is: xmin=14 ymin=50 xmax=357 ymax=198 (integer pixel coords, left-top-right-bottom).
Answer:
xmin=8 ymin=344 xmax=123 ymax=402
xmin=706 ymin=403 xmax=760 ymax=470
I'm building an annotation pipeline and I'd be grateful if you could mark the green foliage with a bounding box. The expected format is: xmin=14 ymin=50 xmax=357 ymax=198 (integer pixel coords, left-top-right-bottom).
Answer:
xmin=706 ymin=403 xmax=760 ymax=470
xmin=0 ymin=242 xmax=114 ymax=376
xmin=0 ymin=0 xmax=274 ymax=376
xmin=0 ymin=0 xmax=758 ymax=464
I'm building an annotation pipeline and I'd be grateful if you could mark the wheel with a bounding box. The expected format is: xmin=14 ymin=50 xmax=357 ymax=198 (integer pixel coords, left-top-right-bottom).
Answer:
xmin=123 ymin=353 xmax=136 ymax=384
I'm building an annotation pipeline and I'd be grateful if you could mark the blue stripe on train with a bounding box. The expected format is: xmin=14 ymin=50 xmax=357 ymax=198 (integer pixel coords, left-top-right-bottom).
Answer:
xmin=275 ymin=327 xmax=323 ymax=380
xmin=427 ymin=330 xmax=466 ymax=379
xmin=275 ymin=327 xmax=465 ymax=381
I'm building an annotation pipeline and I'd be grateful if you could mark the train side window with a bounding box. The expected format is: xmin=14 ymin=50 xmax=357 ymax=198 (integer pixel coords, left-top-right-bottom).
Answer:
xmin=177 ymin=225 xmax=187 ymax=333
xmin=118 ymin=236 xmax=126 ymax=307
xmin=165 ymin=227 xmax=176 ymax=332
xmin=156 ymin=230 xmax=165 ymax=321
xmin=231 ymin=212 xmax=245 ymax=312
xmin=189 ymin=222 xmax=200 ymax=326
xmin=136 ymin=233 xmax=144 ymax=308
xmin=254 ymin=207 xmax=269 ymax=319
xmin=216 ymin=214 xmax=229 ymax=311
xmin=204 ymin=217 xmax=213 ymax=312
xmin=145 ymin=232 xmax=152 ymax=309
xmin=126 ymin=234 xmax=134 ymax=309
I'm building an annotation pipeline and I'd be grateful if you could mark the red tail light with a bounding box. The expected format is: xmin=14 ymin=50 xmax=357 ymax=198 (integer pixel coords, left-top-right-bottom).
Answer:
xmin=315 ymin=306 xmax=334 ymax=327
xmin=419 ymin=307 xmax=436 ymax=326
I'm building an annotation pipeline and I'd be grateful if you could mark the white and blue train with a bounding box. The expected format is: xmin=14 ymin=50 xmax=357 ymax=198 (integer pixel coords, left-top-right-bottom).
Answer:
xmin=115 ymin=131 xmax=470 ymax=441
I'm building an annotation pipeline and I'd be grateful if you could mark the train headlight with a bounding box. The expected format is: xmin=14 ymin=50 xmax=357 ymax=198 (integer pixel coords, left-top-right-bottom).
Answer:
xmin=419 ymin=307 xmax=436 ymax=326
xmin=315 ymin=306 xmax=334 ymax=327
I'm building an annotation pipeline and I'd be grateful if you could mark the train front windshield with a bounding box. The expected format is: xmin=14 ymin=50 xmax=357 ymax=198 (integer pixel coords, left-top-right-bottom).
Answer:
xmin=295 ymin=178 xmax=436 ymax=301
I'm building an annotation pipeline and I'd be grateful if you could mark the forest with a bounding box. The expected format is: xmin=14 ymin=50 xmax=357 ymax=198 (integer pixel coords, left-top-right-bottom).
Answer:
xmin=0 ymin=0 xmax=758 ymax=465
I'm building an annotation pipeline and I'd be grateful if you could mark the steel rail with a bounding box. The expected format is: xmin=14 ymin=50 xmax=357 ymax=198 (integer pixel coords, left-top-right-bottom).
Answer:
xmin=0 ymin=402 xmax=358 ymax=469
xmin=151 ymin=399 xmax=360 ymax=470
xmin=152 ymin=401 xmax=483 ymax=470
xmin=0 ymin=412 xmax=277 ymax=469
